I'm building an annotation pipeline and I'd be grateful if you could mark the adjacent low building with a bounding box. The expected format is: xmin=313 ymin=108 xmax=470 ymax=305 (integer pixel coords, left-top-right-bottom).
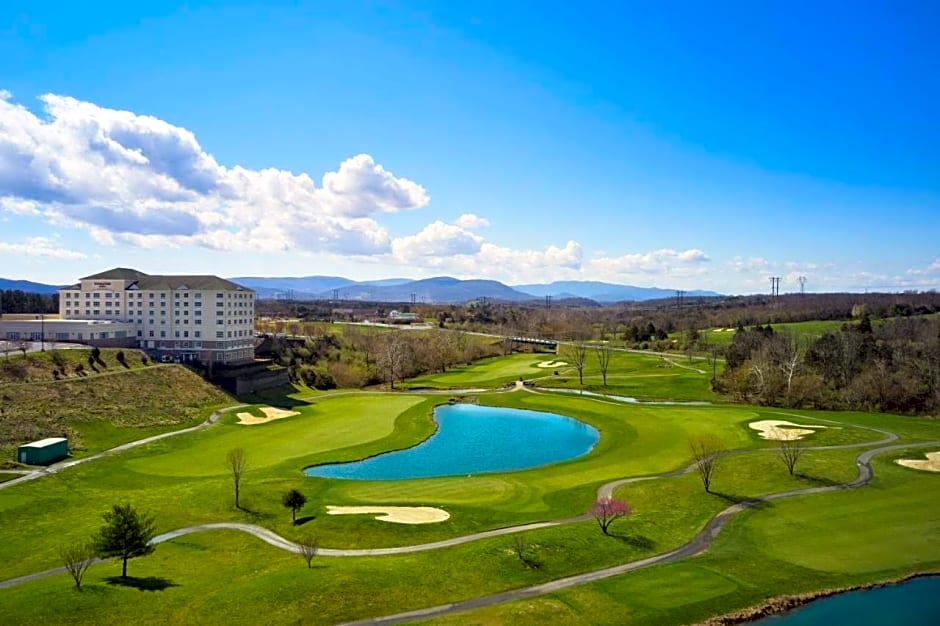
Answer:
xmin=53 ymin=268 xmax=256 ymax=365
xmin=17 ymin=437 xmax=69 ymax=465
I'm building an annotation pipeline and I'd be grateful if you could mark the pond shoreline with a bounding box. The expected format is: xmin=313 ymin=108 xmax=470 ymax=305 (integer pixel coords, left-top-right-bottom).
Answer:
xmin=697 ymin=571 xmax=940 ymax=625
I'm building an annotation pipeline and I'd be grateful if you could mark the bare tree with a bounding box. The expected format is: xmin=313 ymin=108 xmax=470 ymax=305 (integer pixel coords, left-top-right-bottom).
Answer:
xmin=376 ymin=332 xmax=411 ymax=389
xmin=61 ymin=542 xmax=96 ymax=589
xmin=298 ymin=537 xmax=319 ymax=568
xmin=566 ymin=341 xmax=589 ymax=393
xmin=689 ymin=435 xmax=725 ymax=493
xmin=226 ymin=448 xmax=248 ymax=509
xmin=774 ymin=429 xmax=805 ymax=476
xmin=594 ymin=342 xmax=613 ymax=387
xmin=777 ymin=334 xmax=804 ymax=404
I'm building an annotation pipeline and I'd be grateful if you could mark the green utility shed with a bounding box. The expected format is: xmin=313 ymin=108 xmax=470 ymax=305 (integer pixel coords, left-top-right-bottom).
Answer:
xmin=17 ymin=437 xmax=69 ymax=465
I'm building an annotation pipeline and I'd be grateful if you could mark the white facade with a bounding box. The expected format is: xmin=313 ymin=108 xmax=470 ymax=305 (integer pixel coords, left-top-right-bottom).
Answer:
xmin=57 ymin=268 xmax=255 ymax=365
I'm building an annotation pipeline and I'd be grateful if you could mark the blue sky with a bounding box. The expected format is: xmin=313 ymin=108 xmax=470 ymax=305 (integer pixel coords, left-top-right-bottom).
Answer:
xmin=1 ymin=0 xmax=937 ymax=293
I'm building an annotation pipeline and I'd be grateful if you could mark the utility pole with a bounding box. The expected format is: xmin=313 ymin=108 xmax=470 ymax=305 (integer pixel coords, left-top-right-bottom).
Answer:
xmin=545 ymin=295 xmax=552 ymax=311
xmin=798 ymin=276 xmax=807 ymax=295
xmin=770 ymin=277 xmax=781 ymax=297
xmin=675 ymin=290 xmax=685 ymax=308
xmin=332 ymin=288 xmax=339 ymax=302
xmin=40 ymin=313 xmax=45 ymax=352
xmin=410 ymin=293 xmax=416 ymax=306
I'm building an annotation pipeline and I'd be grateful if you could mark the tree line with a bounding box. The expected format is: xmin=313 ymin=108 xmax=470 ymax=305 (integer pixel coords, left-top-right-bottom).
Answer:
xmin=717 ymin=315 xmax=940 ymax=413
xmin=0 ymin=290 xmax=58 ymax=315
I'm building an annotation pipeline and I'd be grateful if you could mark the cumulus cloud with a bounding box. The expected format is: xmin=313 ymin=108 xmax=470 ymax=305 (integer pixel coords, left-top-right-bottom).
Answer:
xmin=0 ymin=91 xmax=429 ymax=255
xmin=590 ymin=248 xmax=710 ymax=275
xmin=391 ymin=221 xmax=484 ymax=261
xmin=0 ymin=236 xmax=86 ymax=259
xmin=456 ymin=213 xmax=490 ymax=229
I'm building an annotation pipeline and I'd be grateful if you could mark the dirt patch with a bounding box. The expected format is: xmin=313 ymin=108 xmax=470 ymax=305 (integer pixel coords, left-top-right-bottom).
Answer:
xmin=749 ymin=419 xmax=828 ymax=440
xmin=537 ymin=360 xmax=568 ymax=368
xmin=325 ymin=505 xmax=450 ymax=524
xmin=236 ymin=406 xmax=299 ymax=425
xmin=896 ymin=451 xmax=940 ymax=473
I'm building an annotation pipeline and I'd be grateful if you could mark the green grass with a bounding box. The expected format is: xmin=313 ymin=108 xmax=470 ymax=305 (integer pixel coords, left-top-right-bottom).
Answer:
xmin=427 ymin=453 xmax=940 ymax=625
xmin=0 ymin=351 xmax=937 ymax=625
xmin=403 ymin=349 xmax=719 ymax=402
xmin=401 ymin=352 xmax=552 ymax=389
xmin=0 ymin=362 xmax=233 ymax=459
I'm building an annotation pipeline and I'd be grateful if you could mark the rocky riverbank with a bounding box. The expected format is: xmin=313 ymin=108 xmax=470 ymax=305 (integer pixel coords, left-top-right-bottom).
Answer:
xmin=697 ymin=571 xmax=940 ymax=625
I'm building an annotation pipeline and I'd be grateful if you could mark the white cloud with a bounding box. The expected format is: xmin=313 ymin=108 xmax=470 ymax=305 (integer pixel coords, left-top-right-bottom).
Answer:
xmin=730 ymin=256 xmax=770 ymax=273
xmin=0 ymin=236 xmax=86 ymax=259
xmin=590 ymin=248 xmax=710 ymax=275
xmin=0 ymin=91 xmax=428 ymax=255
xmin=456 ymin=213 xmax=490 ymax=229
xmin=391 ymin=221 xmax=484 ymax=261
xmin=906 ymin=258 xmax=940 ymax=276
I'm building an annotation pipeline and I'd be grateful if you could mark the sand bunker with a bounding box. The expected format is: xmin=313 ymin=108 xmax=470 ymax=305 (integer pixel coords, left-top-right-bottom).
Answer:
xmin=895 ymin=451 xmax=940 ymax=473
xmin=236 ymin=406 xmax=300 ymax=425
xmin=326 ymin=505 xmax=450 ymax=524
xmin=749 ymin=419 xmax=828 ymax=440
xmin=537 ymin=360 xmax=569 ymax=368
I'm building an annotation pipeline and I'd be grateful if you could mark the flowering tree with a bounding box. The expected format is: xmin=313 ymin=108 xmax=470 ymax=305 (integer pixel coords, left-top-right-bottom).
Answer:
xmin=590 ymin=497 xmax=631 ymax=535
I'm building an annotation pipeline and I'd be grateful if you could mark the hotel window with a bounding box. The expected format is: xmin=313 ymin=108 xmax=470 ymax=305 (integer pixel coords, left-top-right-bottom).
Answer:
xmin=216 ymin=331 xmax=224 ymax=338
xmin=149 ymin=331 xmax=154 ymax=337
xmin=160 ymin=331 xmax=166 ymax=338
xmin=194 ymin=331 xmax=201 ymax=338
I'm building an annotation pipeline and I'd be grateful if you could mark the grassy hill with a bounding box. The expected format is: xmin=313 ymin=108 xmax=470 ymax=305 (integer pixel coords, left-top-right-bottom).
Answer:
xmin=0 ymin=349 xmax=233 ymax=463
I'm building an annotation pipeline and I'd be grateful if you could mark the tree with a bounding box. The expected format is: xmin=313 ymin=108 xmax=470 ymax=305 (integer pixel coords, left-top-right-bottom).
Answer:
xmin=298 ymin=536 xmax=319 ymax=568
xmin=774 ymin=429 xmax=805 ymax=476
xmin=689 ymin=435 xmax=725 ymax=493
xmin=60 ymin=542 xmax=96 ymax=589
xmin=590 ymin=497 xmax=631 ymax=535
xmin=94 ymin=504 xmax=156 ymax=578
xmin=594 ymin=343 xmax=613 ymax=387
xmin=282 ymin=488 xmax=308 ymax=523
xmin=567 ymin=341 xmax=589 ymax=393
xmin=226 ymin=448 xmax=248 ymax=509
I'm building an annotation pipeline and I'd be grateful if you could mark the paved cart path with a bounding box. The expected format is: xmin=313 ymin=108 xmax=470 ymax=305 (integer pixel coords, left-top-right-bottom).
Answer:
xmin=3 ymin=429 xmax=935 ymax=612
xmin=0 ymin=404 xmax=245 ymax=492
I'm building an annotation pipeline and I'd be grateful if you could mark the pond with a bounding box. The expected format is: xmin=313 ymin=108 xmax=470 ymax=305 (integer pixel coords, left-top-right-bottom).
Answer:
xmin=304 ymin=403 xmax=600 ymax=480
xmin=752 ymin=576 xmax=940 ymax=625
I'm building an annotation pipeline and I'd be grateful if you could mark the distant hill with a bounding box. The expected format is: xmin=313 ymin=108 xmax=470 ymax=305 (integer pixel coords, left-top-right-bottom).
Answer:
xmin=326 ymin=277 xmax=536 ymax=303
xmin=0 ymin=279 xmax=62 ymax=294
xmin=228 ymin=276 xmax=354 ymax=298
xmin=0 ymin=274 xmax=720 ymax=304
xmin=514 ymin=280 xmax=720 ymax=303
xmin=230 ymin=275 xmax=722 ymax=303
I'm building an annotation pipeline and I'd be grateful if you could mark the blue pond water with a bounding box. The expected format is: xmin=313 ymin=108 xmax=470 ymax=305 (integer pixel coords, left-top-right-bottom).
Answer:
xmin=304 ymin=403 xmax=600 ymax=480
xmin=752 ymin=576 xmax=940 ymax=625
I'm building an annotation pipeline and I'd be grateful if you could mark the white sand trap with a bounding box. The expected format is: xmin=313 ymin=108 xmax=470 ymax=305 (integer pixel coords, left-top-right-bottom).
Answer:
xmin=896 ymin=451 xmax=940 ymax=473
xmin=537 ymin=360 xmax=568 ymax=368
xmin=749 ymin=419 xmax=828 ymax=440
xmin=326 ymin=505 xmax=450 ymax=524
xmin=236 ymin=406 xmax=300 ymax=425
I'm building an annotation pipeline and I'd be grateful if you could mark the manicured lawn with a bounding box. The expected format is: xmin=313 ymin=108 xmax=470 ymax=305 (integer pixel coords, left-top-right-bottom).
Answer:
xmin=404 ymin=349 xmax=719 ymax=402
xmin=0 ymin=351 xmax=936 ymax=625
xmin=401 ymin=352 xmax=551 ymax=388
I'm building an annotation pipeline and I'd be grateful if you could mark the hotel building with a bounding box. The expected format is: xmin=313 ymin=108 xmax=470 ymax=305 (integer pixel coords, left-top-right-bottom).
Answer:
xmin=55 ymin=268 xmax=255 ymax=365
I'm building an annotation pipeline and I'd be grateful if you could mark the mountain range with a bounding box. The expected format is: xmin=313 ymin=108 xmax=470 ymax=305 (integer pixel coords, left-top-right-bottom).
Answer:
xmin=227 ymin=276 xmax=720 ymax=303
xmin=1 ymin=274 xmax=719 ymax=304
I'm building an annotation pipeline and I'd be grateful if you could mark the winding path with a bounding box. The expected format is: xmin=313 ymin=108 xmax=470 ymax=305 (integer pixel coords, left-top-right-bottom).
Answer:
xmin=0 ymin=404 xmax=245 ymax=492
xmin=2 ymin=417 xmax=936 ymax=626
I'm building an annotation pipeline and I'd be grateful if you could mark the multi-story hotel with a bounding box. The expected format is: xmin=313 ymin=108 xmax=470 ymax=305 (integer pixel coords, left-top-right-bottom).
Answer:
xmin=56 ymin=268 xmax=255 ymax=365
